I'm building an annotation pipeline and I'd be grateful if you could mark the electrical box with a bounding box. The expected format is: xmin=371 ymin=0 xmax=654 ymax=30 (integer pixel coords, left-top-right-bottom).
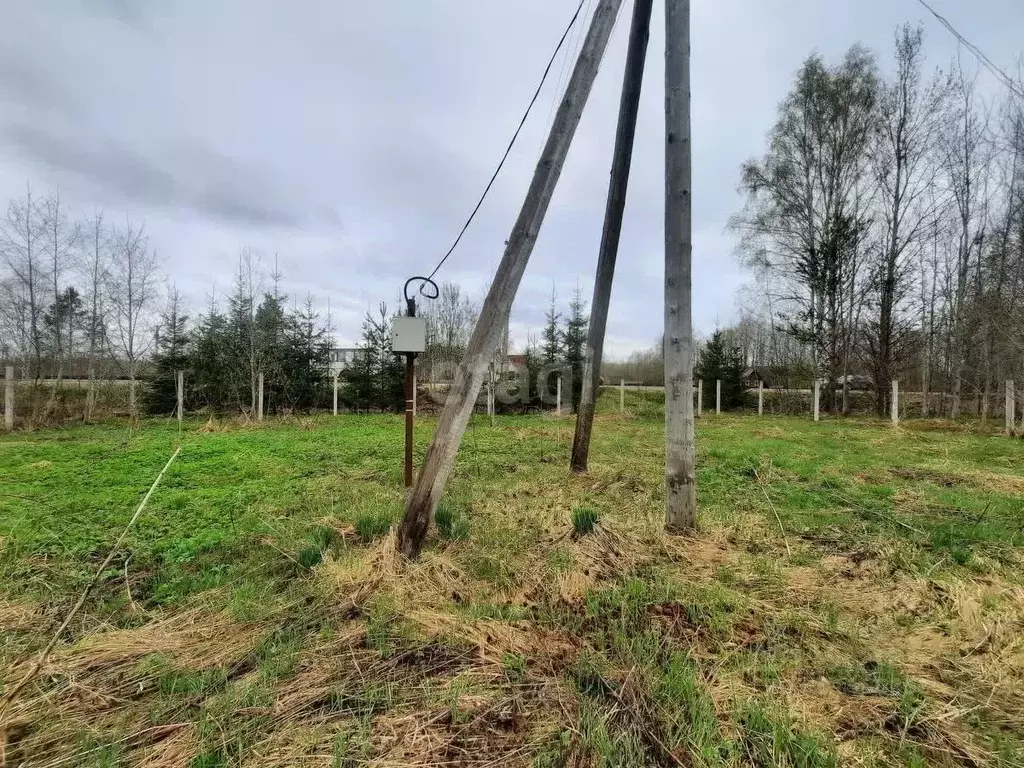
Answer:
xmin=391 ymin=316 xmax=426 ymax=354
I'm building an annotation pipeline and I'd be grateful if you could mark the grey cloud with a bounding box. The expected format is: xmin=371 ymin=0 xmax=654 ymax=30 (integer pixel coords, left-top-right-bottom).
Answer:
xmin=3 ymin=124 xmax=337 ymax=230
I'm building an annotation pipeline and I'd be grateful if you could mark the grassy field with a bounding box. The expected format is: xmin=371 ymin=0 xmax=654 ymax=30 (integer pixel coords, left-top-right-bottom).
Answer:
xmin=1 ymin=390 xmax=1023 ymax=767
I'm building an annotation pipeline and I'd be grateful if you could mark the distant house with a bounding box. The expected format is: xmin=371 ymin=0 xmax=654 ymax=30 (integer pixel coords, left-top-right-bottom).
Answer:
xmin=329 ymin=347 xmax=360 ymax=378
xmin=741 ymin=367 xmax=769 ymax=389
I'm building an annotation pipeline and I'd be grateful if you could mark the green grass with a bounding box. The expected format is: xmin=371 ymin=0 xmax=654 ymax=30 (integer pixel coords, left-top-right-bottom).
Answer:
xmin=2 ymin=397 xmax=1023 ymax=766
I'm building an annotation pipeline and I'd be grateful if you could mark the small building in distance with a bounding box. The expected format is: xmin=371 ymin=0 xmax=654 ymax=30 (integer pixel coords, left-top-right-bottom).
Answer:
xmin=741 ymin=367 xmax=769 ymax=389
xmin=329 ymin=347 xmax=360 ymax=378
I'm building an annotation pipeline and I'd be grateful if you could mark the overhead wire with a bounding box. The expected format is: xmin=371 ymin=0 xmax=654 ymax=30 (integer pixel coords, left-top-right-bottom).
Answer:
xmin=420 ymin=0 xmax=589 ymax=287
xmin=913 ymin=0 xmax=1024 ymax=100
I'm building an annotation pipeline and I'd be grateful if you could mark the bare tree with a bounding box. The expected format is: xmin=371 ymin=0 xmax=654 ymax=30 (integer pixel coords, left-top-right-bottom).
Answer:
xmin=0 ymin=185 xmax=45 ymax=381
xmin=865 ymin=26 xmax=951 ymax=417
xmin=39 ymin=191 xmax=81 ymax=410
xmin=83 ymin=212 xmax=110 ymax=420
xmin=941 ymin=61 xmax=992 ymax=417
xmin=108 ymin=219 xmax=159 ymax=415
xmin=735 ymin=47 xmax=878 ymax=410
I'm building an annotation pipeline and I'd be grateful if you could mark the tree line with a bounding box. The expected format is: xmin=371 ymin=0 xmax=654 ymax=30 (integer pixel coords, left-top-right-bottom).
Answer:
xmin=733 ymin=24 xmax=1024 ymax=418
xmin=0 ymin=190 xmax=336 ymax=421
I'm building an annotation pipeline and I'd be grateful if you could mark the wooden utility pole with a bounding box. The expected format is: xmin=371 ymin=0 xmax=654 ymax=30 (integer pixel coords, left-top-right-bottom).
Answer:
xmin=664 ymin=0 xmax=696 ymax=532
xmin=4 ymin=366 xmax=13 ymax=430
xmin=397 ymin=0 xmax=624 ymax=559
xmin=571 ymin=0 xmax=653 ymax=473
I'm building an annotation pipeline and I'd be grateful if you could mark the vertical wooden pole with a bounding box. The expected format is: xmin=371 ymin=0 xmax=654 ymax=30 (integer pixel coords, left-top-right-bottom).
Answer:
xmin=333 ymin=375 xmax=339 ymax=416
xmin=1006 ymin=380 xmax=1014 ymax=435
xmin=4 ymin=365 xmax=13 ymax=430
xmin=556 ymin=374 xmax=562 ymax=418
xmin=813 ymin=379 xmax=820 ymax=422
xmin=176 ymin=370 xmax=183 ymax=425
xmin=664 ymin=0 xmax=696 ymax=532
xmin=758 ymin=381 xmax=764 ymax=416
xmin=413 ymin=371 xmax=418 ymax=418
xmin=697 ymin=379 xmax=702 ymax=416
xmin=397 ymin=0 xmax=624 ymax=559
xmin=620 ymin=378 xmax=625 ymax=413
xmin=891 ymin=379 xmax=899 ymax=425
xmin=715 ymin=379 xmax=721 ymax=414
xmin=257 ymin=372 xmax=264 ymax=421
xmin=571 ymin=0 xmax=653 ymax=472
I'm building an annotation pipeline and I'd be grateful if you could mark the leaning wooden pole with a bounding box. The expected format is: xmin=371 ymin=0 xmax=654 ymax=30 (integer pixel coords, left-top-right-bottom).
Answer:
xmin=664 ymin=0 xmax=697 ymax=532
xmin=571 ymin=0 xmax=653 ymax=473
xmin=397 ymin=0 xmax=624 ymax=559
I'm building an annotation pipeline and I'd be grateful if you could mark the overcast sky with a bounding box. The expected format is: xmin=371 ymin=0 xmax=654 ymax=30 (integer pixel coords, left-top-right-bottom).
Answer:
xmin=1 ymin=1 xmax=1020 ymax=357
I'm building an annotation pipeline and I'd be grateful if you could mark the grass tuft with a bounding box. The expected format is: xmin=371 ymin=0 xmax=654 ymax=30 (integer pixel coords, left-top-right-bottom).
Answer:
xmin=571 ymin=506 xmax=600 ymax=536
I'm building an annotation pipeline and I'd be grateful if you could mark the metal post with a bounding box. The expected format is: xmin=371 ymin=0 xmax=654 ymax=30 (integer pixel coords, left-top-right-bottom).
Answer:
xmin=4 ymin=366 xmax=13 ymax=430
xmin=891 ymin=379 xmax=899 ymax=425
xmin=405 ymin=353 xmax=414 ymax=488
xmin=813 ymin=379 xmax=820 ymax=422
xmin=758 ymin=381 xmax=764 ymax=416
xmin=620 ymin=378 xmax=625 ymax=413
xmin=257 ymin=372 xmax=264 ymax=421
xmin=715 ymin=379 xmax=721 ymax=414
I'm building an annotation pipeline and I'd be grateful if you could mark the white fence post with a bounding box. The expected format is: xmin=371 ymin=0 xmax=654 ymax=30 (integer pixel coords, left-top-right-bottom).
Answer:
xmin=813 ymin=379 xmax=820 ymax=422
xmin=333 ymin=375 xmax=339 ymax=416
xmin=1006 ymin=380 xmax=1014 ymax=435
xmin=891 ymin=379 xmax=899 ymax=425
xmin=620 ymin=378 xmax=625 ymax=413
xmin=697 ymin=379 xmax=703 ymax=416
xmin=4 ymin=366 xmax=13 ymax=430
xmin=176 ymin=370 xmax=184 ymax=425
xmin=556 ymin=374 xmax=562 ymax=418
xmin=257 ymin=372 xmax=264 ymax=421
xmin=758 ymin=380 xmax=764 ymax=416
xmin=715 ymin=379 xmax=721 ymax=414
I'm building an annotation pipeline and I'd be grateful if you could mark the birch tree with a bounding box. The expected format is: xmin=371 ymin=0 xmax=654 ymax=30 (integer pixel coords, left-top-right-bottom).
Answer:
xmin=108 ymin=219 xmax=159 ymax=415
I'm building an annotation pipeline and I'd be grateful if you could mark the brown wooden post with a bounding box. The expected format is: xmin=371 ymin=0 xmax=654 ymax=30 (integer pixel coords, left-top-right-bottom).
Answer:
xmin=397 ymin=0 xmax=624 ymax=559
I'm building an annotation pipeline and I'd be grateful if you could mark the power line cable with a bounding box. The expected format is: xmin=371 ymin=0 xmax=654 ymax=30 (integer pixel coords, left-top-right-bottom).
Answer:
xmin=914 ymin=0 xmax=1024 ymax=100
xmin=420 ymin=0 xmax=589 ymax=286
